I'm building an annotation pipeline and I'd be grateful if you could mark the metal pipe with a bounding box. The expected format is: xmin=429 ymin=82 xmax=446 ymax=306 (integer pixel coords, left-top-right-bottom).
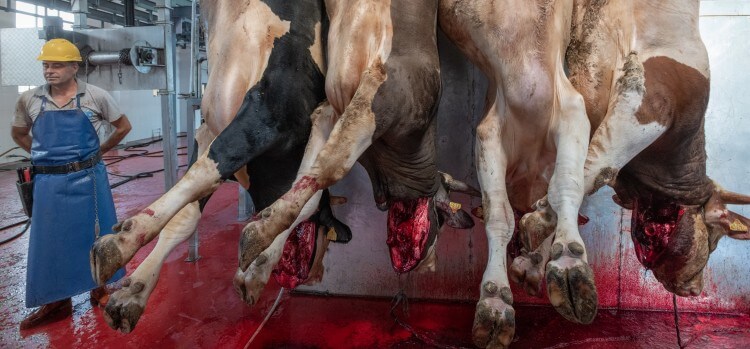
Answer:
xmin=125 ymin=0 xmax=135 ymax=26
xmin=185 ymin=0 xmax=202 ymax=262
xmin=156 ymin=0 xmax=178 ymax=191
xmin=188 ymin=0 xmax=198 ymax=97
xmin=86 ymin=51 xmax=122 ymax=65
xmin=195 ymin=57 xmax=205 ymax=99
xmin=185 ymin=101 xmax=201 ymax=263
xmin=238 ymin=186 xmax=255 ymax=221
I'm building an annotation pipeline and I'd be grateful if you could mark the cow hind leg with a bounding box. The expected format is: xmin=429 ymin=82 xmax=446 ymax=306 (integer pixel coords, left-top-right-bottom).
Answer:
xmin=238 ymin=63 xmax=383 ymax=271
xmin=90 ymin=125 xmax=220 ymax=285
xmin=99 ymin=125 xmax=216 ymax=332
xmin=472 ymin=101 xmax=515 ymax=349
xmin=234 ymin=191 xmax=323 ymax=305
xmin=234 ymin=102 xmax=336 ymax=305
xmin=519 ymin=52 xmax=662 ymax=242
xmin=581 ymin=52 xmax=667 ymax=196
xmin=542 ymin=71 xmax=598 ymax=324
xmin=103 ymin=202 xmax=201 ymax=333
xmin=518 ymin=52 xmax=665 ymax=309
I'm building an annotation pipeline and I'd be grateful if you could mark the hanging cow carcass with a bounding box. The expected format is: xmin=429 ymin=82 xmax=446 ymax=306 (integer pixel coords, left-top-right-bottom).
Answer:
xmin=232 ymin=0 xmax=477 ymax=306
xmin=438 ymin=0 xmax=596 ymax=347
xmin=438 ymin=0 xmax=750 ymax=348
xmin=517 ymin=0 xmax=750 ymax=301
xmin=88 ymin=0 xmax=350 ymax=333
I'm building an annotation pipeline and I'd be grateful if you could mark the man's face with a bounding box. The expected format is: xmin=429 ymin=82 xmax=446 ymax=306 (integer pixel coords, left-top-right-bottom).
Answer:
xmin=42 ymin=61 xmax=78 ymax=86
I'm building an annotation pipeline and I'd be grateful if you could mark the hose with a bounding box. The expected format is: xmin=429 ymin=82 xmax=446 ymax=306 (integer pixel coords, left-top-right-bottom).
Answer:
xmin=243 ymin=287 xmax=285 ymax=349
xmin=0 ymin=219 xmax=31 ymax=245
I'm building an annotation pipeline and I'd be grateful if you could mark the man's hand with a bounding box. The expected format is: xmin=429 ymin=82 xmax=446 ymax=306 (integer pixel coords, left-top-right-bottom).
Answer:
xmin=100 ymin=115 xmax=132 ymax=154
xmin=11 ymin=126 xmax=32 ymax=153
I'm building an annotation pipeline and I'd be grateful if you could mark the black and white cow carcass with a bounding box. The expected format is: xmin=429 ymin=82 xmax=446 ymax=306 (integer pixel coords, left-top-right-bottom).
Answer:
xmin=89 ymin=0 xmax=350 ymax=333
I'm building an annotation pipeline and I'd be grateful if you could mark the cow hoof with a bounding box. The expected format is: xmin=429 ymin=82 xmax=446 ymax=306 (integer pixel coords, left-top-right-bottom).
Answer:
xmin=545 ymin=243 xmax=598 ymax=324
xmin=472 ymin=292 xmax=515 ymax=349
xmin=90 ymin=234 xmax=125 ymax=285
xmin=519 ymin=208 xmax=556 ymax=251
xmin=103 ymin=278 xmax=148 ymax=333
xmin=239 ymin=221 xmax=274 ymax=271
xmin=233 ymin=254 xmax=273 ymax=306
xmin=509 ymin=252 xmax=544 ymax=297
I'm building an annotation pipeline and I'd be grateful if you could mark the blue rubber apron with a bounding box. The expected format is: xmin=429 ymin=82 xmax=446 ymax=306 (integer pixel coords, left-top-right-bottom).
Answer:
xmin=26 ymin=95 xmax=124 ymax=308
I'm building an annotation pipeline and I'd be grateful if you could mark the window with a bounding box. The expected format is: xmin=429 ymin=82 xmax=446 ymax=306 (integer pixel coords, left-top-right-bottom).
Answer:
xmin=14 ymin=1 xmax=74 ymax=30
xmin=18 ymin=86 xmax=37 ymax=93
xmin=15 ymin=1 xmax=74 ymax=93
xmin=15 ymin=13 xmax=42 ymax=28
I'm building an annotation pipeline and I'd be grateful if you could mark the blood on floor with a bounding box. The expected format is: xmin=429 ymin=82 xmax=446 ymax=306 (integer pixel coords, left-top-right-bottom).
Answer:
xmin=1 ymin=145 xmax=748 ymax=348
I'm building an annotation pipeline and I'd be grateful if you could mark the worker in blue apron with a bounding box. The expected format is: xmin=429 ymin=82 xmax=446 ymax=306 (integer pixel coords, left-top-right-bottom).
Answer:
xmin=10 ymin=38 xmax=130 ymax=330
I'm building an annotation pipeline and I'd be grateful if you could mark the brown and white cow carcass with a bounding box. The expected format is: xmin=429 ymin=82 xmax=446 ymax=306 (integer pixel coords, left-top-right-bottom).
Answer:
xmin=233 ymin=0 xmax=478 ymax=305
xmin=441 ymin=0 xmax=750 ymax=347
xmin=88 ymin=0 xmax=352 ymax=333
xmin=518 ymin=0 xmax=750 ymax=300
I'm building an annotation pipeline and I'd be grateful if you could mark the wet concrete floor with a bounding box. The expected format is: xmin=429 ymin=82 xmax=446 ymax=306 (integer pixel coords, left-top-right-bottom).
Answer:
xmin=1 ymin=142 xmax=748 ymax=348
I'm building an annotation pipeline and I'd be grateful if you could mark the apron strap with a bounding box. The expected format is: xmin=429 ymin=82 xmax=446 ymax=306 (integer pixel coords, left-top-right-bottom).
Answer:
xmin=39 ymin=94 xmax=82 ymax=112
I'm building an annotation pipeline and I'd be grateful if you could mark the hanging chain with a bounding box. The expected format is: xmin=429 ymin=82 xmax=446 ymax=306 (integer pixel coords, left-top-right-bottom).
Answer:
xmin=390 ymin=272 xmax=468 ymax=349
xmin=89 ymin=167 xmax=101 ymax=239
xmin=395 ymin=273 xmax=410 ymax=316
xmin=673 ymin=294 xmax=684 ymax=348
xmin=117 ymin=61 xmax=123 ymax=85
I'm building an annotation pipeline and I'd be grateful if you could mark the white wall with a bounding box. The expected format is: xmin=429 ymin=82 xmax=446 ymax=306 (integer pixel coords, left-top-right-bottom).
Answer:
xmin=0 ymin=11 xmax=27 ymax=163
xmin=110 ymin=90 xmax=163 ymax=144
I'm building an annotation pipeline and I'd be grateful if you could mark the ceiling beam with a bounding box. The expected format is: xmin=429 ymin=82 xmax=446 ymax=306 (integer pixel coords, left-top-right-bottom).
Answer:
xmin=22 ymin=0 xmax=156 ymax=24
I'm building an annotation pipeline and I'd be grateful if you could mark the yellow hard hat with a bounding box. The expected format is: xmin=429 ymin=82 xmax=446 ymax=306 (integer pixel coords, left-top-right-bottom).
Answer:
xmin=37 ymin=38 xmax=82 ymax=62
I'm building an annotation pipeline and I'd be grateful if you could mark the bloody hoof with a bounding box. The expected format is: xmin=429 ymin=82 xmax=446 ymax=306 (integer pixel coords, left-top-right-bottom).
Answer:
xmin=472 ymin=292 xmax=516 ymax=349
xmin=103 ymin=278 xmax=148 ymax=333
xmin=546 ymin=243 xmax=598 ymax=324
xmin=233 ymin=268 xmax=255 ymax=306
xmin=233 ymin=254 xmax=272 ymax=306
xmin=509 ymin=252 xmax=545 ymax=297
xmin=90 ymin=234 xmax=124 ymax=285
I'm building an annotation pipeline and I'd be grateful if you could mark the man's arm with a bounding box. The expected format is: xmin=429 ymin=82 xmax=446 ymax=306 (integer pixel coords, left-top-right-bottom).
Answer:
xmin=11 ymin=126 xmax=32 ymax=153
xmin=99 ymin=115 xmax=132 ymax=154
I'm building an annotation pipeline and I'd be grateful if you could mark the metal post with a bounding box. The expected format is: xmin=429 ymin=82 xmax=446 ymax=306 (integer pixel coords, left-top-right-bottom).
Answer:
xmin=188 ymin=0 xmax=199 ymax=98
xmin=178 ymin=0 xmax=203 ymax=262
xmin=238 ymin=186 xmax=255 ymax=221
xmin=71 ymin=0 xmax=88 ymax=30
xmin=156 ymin=0 xmax=178 ymax=190
xmin=184 ymin=99 xmax=201 ymax=262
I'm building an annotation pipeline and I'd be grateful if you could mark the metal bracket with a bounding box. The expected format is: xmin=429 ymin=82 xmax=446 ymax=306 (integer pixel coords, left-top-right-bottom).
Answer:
xmin=131 ymin=40 xmax=165 ymax=73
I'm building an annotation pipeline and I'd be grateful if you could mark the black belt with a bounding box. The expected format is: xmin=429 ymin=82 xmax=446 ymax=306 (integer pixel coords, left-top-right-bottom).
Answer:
xmin=33 ymin=152 xmax=102 ymax=175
